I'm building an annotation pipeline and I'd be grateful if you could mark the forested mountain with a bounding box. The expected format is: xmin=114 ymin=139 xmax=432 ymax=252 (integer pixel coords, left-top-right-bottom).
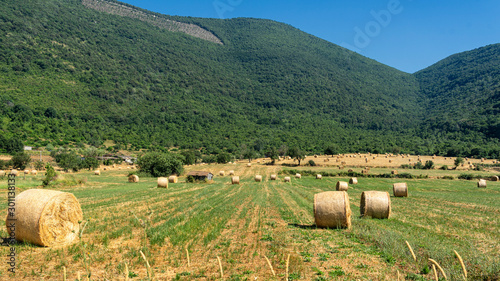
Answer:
xmin=0 ymin=0 xmax=499 ymax=158
xmin=415 ymin=44 xmax=500 ymax=157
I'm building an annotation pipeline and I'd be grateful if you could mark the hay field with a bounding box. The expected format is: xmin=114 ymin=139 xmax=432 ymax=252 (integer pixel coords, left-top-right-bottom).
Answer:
xmin=0 ymin=161 xmax=499 ymax=280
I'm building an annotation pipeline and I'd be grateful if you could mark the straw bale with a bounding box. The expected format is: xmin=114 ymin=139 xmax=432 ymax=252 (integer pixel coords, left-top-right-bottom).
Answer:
xmin=31 ymin=170 xmax=37 ymax=175
xmin=247 ymin=163 xmax=252 ymax=167
xmin=477 ymin=179 xmax=487 ymax=188
xmin=360 ymin=191 xmax=391 ymax=219
xmin=284 ymin=176 xmax=291 ymax=182
xmin=393 ymin=183 xmax=408 ymax=197
xmin=270 ymin=174 xmax=277 ymax=180
xmin=219 ymin=171 xmax=225 ymax=176
xmin=491 ymin=176 xmax=499 ymax=182
xmin=229 ymin=170 xmax=235 ymax=176
xmin=6 ymin=189 xmax=83 ymax=247
xmin=94 ymin=170 xmax=100 ymax=175
xmin=255 ymin=175 xmax=262 ymax=182
xmin=295 ymin=173 xmax=302 ymax=179
xmin=316 ymin=174 xmax=322 ymax=179
xmin=128 ymin=175 xmax=139 ymax=183
xmin=391 ymin=170 xmax=398 ymax=175
xmin=336 ymin=181 xmax=349 ymax=191
xmin=349 ymin=177 xmax=358 ymax=184
xmin=24 ymin=169 xmax=30 ymax=175
xmin=314 ymin=191 xmax=351 ymax=228
xmin=0 ymin=170 xmax=5 ymax=177
xmin=168 ymin=176 xmax=178 ymax=183
xmin=10 ymin=169 xmax=19 ymax=176
xmin=231 ymin=176 xmax=240 ymax=184
xmin=157 ymin=177 xmax=168 ymax=188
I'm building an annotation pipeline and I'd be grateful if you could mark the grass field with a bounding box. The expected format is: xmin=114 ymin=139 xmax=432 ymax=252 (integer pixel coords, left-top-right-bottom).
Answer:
xmin=0 ymin=162 xmax=499 ymax=280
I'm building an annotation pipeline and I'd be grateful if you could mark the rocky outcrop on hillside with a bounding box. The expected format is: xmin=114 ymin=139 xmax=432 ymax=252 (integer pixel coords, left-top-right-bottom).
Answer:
xmin=82 ymin=0 xmax=223 ymax=44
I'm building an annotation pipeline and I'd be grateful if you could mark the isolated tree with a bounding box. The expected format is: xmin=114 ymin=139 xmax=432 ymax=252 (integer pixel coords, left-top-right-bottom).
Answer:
xmin=266 ymin=147 xmax=279 ymax=165
xmin=288 ymin=147 xmax=305 ymax=165
xmin=11 ymin=152 xmax=31 ymax=170
xmin=454 ymin=157 xmax=464 ymax=167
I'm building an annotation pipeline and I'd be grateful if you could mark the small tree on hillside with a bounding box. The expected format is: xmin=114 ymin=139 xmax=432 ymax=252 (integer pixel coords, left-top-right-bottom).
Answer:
xmin=11 ymin=152 xmax=31 ymax=170
xmin=454 ymin=157 xmax=464 ymax=167
xmin=288 ymin=147 xmax=305 ymax=166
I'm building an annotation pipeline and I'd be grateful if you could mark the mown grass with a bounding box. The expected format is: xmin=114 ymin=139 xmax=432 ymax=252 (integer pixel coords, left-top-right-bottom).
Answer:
xmin=0 ymin=167 xmax=498 ymax=280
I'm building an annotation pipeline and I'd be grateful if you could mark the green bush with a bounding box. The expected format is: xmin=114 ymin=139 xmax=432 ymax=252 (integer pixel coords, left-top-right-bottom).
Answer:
xmin=11 ymin=152 xmax=31 ymax=170
xmin=307 ymin=160 xmax=317 ymax=166
xmin=42 ymin=163 xmax=57 ymax=187
xmin=137 ymin=152 xmax=184 ymax=177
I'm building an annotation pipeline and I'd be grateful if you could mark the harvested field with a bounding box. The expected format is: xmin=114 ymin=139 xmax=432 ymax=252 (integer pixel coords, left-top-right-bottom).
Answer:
xmin=0 ymin=160 xmax=498 ymax=280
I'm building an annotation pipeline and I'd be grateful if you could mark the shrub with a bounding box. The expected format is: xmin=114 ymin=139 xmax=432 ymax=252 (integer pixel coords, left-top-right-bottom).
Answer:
xmin=307 ymin=160 xmax=317 ymax=166
xmin=33 ymin=160 xmax=45 ymax=170
xmin=137 ymin=152 xmax=184 ymax=177
xmin=42 ymin=163 xmax=57 ymax=187
xmin=423 ymin=160 xmax=434 ymax=169
xmin=216 ymin=152 xmax=231 ymax=164
xmin=11 ymin=152 xmax=31 ymax=170
xmin=440 ymin=165 xmax=448 ymax=170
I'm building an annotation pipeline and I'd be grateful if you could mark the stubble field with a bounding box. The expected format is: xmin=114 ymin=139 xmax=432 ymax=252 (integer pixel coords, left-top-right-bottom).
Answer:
xmin=0 ymin=154 xmax=499 ymax=280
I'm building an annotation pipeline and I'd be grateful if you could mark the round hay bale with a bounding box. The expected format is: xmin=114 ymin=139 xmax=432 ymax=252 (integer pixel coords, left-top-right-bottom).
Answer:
xmin=229 ymin=170 xmax=235 ymax=176
xmin=295 ymin=173 xmax=302 ymax=179
xmin=24 ymin=169 xmax=30 ymax=175
xmin=219 ymin=171 xmax=225 ymax=176
xmin=336 ymin=181 xmax=349 ymax=191
xmin=316 ymin=174 xmax=322 ymax=179
xmin=31 ymin=170 xmax=37 ymax=175
xmin=314 ymin=191 xmax=351 ymax=229
xmin=478 ymin=179 xmax=487 ymax=188
xmin=491 ymin=176 xmax=499 ymax=182
xmin=391 ymin=170 xmax=398 ymax=175
xmin=103 ymin=167 xmax=107 ymax=171
xmin=247 ymin=163 xmax=252 ymax=167
xmin=360 ymin=191 xmax=391 ymax=219
xmin=255 ymin=175 xmax=262 ymax=182
xmin=348 ymin=169 xmax=354 ymax=173
xmin=157 ymin=177 xmax=168 ymax=188
xmin=270 ymin=174 xmax=277 ymax=180
xmin=284 ymin=176 xmax=291 ymax=183
xmin=393 ymin=183 xmax=408 ymax=197
xmin=389 ymin=160 xmax=393 ymax=163
xmin=361 ymin=169 xmax=369 ymax=174
xmin=128 ymin=175 xmax=139 ymax=183
xmin=112 ymin=164 xmax=116 ymax=168
xmin=168 ymin=176 xmax=178 ymax=183
xmin=94 ymin=170 xmax=100 ymax=176
xmin=231 ymin=176 xmax=240 ymax=185
xmin=349 ymin=177 xmax=358 ymax=184
xmin=0 ymin=170 xmax=5 ymax=177
xmin=10 ymin=169 xmax=19 ymax=176
xmin=6 ymin=189 xmax=83 ymax=247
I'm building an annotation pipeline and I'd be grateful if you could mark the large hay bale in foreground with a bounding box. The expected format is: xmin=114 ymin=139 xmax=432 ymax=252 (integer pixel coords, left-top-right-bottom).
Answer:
xmin=360 ymin=191 xmax=391 ymax=219
xmin=478 ymin=179 xmax=487 ymax=188
xmin=6 ymin=189 xmax=83 ymax=247
xmin=255 ymin=175 xmax=262 ymax=182
xmin=231 ymin=176 xmax=240 ymax=184
xmin=316 ymin=174 xmax=322 ymax=179
xmin=336 ymin=181 xmax=349 ymax=191
xmin=393 ymin=183 xmax=408 ymax=197
xmin=157 ymin=177 xmax=168 ymax=188
xmin=270 ymin=174 xmax=277 ymax=180
xmin=284 ymin=176 xmax=291 ymax=183
xmin=128 ymin=175 xmax=139 ymax=183
xmin=491 ymin=176 xmax=499 ymax=182
xmin=94 ymin=170 xmax=100 ymax=176
xmin=349 ymin=177 xmax=358 ymax=184
xmin=168 ymin=176 xmax=178 ymax=183
xmin=314 ymin=191 xmax=351 ymax=229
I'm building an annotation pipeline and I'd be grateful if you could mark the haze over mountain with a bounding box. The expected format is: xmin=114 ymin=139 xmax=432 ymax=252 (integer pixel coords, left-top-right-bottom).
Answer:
xmin=0 ymin=0 xmax=499 ymax=158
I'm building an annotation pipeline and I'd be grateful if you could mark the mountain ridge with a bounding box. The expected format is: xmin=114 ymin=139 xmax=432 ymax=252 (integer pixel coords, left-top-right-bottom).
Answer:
xmin=0 ymin=0 xmax=499 ymax=158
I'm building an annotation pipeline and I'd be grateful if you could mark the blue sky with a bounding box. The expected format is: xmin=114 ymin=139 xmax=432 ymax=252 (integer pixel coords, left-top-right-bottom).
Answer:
xmin=120 ymin=0 xmax=500 ymax=73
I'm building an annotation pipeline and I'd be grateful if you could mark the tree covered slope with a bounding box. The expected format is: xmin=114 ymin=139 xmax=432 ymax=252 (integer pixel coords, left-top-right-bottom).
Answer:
xmin=0 ymin=0 xmax=499 ymax=157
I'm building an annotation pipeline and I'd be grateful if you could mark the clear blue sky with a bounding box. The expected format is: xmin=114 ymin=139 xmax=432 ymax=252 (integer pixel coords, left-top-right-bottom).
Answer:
xmin=120 ymin=0 xmax=500 ymax=73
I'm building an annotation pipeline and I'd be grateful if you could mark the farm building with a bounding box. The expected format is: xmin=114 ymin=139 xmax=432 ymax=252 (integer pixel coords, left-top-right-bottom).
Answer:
xmin=187 ymin=171 xmax=214 ymax=181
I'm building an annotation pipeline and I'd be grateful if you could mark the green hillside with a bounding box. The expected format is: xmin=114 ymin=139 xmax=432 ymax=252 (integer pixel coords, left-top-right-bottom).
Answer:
xmin=0 ymin=0 xmax=499 ymax=158
xmin=415 ymin=44 xmax=500 ymax=157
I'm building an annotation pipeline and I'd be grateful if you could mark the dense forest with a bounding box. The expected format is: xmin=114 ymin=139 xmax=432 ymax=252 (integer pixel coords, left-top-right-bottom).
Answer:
xmin=0 ymin=0 xmax=499 ymax=158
